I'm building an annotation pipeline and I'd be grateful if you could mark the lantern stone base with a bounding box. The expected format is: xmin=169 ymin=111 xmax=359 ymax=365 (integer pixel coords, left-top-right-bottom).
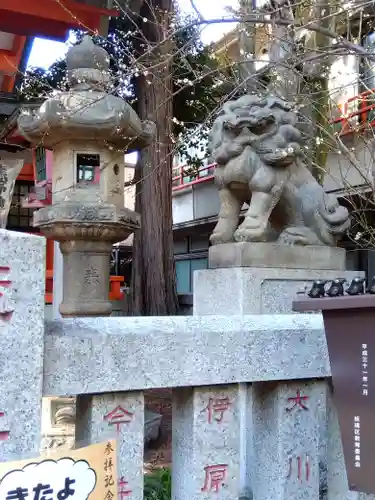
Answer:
xmin=194 ymin=266 xmax=363 ymax=315
xmin=34 ymin=201 xmax=140 ymax=317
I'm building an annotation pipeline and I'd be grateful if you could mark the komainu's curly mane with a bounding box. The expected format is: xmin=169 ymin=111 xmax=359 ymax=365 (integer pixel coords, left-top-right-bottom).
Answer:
xmin=207 ymin=94 xmax=351 ymax=247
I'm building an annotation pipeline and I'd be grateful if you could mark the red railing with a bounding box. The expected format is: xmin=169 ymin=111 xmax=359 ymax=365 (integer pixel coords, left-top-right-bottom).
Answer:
xmin=331 ymin=88 xmax=375 ymax=136
xmin=172 ymin=163 xmax=216 ymax=191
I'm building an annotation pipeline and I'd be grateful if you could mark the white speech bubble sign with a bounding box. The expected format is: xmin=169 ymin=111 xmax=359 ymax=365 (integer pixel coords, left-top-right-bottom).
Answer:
xmin=0 ymin=458 xmax=97 ymax=500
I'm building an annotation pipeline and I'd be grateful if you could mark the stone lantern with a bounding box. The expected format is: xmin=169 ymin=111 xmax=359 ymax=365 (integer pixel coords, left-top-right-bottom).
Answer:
xmin=17 ymin=36 xmax=155 ymax=317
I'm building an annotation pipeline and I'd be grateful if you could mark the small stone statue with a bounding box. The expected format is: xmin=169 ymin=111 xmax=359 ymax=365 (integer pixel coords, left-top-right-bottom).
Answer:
xmin=308 ymin=280 xmax=327 ymax=298
xmin=326 ymin=278 xmax=346 ymax=297
xmin=346 ymin=277 xmax=366 ymax=296
xmin=207 ymin=95 xmax=350 ymax=246
xmin=367 ymin=277 xmax=375 ymax=294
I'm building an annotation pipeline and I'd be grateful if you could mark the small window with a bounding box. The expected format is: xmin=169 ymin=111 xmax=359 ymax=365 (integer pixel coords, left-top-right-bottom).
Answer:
xmin=6 ymin=181 xmax=35 ymax=231
xmin=76 ymin=154 xmax=100 ymax=183
xmin=190 ymin=234 xmax=209 ymax=252
xmin=175 ymin=260 xmax=191 ymax=294
xmin=35 ymin=147 xmax=46 ymax=182
xmin=175 ymin=258 xmax=208 ymax=293
xmin=174 ymin=238 xmax=189 ymax=255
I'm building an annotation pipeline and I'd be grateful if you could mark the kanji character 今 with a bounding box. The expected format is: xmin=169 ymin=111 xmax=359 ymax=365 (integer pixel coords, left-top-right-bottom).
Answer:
xmin=201 ymin=465 xmax=228 ymax=492
xmin=57 ymin=478 xmax=75 ymax=500
xmin=104 ymin=491 xmax=114 ymax=500
xmin=105 ymin=442 xmax=114 ymax=455
xmin=286 ymin=390 xmax=309 ymax=412
xmin=104 ymin=457 xmax=114 ymax=472
xmin=104 ymin=406 xmax=133 ymax=433
xmin=32 ymin=483 xmax=53 ymax=500
xmin=6 ymin=488 xmax=28 ymax=500
xmin=204 ymin=397 xmax=232 ymax=424
xmin=105 ymin=475 xmax=115 ymax=488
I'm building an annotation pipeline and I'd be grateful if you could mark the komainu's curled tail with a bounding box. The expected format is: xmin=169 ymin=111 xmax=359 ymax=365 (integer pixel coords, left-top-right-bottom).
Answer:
xmin=307 ymin=190 xmax=351 ymax=246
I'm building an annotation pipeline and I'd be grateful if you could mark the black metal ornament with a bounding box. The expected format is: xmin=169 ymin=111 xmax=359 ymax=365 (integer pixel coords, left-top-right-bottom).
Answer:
xmin=346 ymin=277 xmax=366 ymax=296
xmin=327 ymin=278 xmax=346 ymax=297
xmin=308 ymin=280 xmax=327 ymax=298
xmin=367 ymin=276 xmax=375 ymax=294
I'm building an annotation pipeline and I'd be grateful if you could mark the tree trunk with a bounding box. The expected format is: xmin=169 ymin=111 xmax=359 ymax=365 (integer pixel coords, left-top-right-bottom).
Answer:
xmin=269 ymin=0 xmax=299 ymax=100
xmin=239 ymin=0 xmax=258 ymax=92
xmin=131 ymin=0 xmax=178 ymax=315
xmin=302 ymin=0 xmax=335 ymax=182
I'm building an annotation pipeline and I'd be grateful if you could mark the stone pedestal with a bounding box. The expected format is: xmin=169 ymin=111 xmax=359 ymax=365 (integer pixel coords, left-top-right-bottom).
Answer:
xmin=0 ymin=229 xmax=45 ymax=460
xmin=34 ymin=202 xmax=140 ymax=316
xmin=75 ymin=392 xmax=144 ymax=500
xmin=209 ymin=242 xmax=347 ymax=270
xmin=194 ymin=243 xmax=362 ymax=315
xmin=60 ymin=239 xmax=113 ymax=316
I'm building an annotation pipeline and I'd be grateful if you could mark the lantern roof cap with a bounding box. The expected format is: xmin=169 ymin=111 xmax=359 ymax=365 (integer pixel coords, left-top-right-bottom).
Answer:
xmin=66 ymin=35 xmax=110 ymax=74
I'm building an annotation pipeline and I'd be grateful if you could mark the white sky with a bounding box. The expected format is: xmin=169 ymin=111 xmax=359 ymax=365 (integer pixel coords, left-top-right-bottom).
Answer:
xmin=27 ymin=0 xmax=238 ymax=69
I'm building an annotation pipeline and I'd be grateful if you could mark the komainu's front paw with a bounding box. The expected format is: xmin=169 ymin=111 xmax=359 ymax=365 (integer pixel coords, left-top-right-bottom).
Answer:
xmin=233 ymin=226 xmax=269 ymax=242
xmin=209 ymin=230 xmax=235 ymax=245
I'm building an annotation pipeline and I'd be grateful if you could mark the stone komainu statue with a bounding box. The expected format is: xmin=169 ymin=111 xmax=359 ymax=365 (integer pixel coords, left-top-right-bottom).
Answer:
xmin=207 ymin=95 xmax=351 ymax=246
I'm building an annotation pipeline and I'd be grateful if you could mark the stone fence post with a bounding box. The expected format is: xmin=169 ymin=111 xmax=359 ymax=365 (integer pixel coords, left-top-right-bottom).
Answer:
xmin=0 ymin=229 xmax=45 ymax=460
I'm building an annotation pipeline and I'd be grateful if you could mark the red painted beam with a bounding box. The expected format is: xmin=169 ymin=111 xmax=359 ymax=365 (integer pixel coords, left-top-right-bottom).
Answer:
xmin=0 ymin=0 xmax=119 ymax=39
xmin=0 ymin=37 xmax=26 ymax=93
